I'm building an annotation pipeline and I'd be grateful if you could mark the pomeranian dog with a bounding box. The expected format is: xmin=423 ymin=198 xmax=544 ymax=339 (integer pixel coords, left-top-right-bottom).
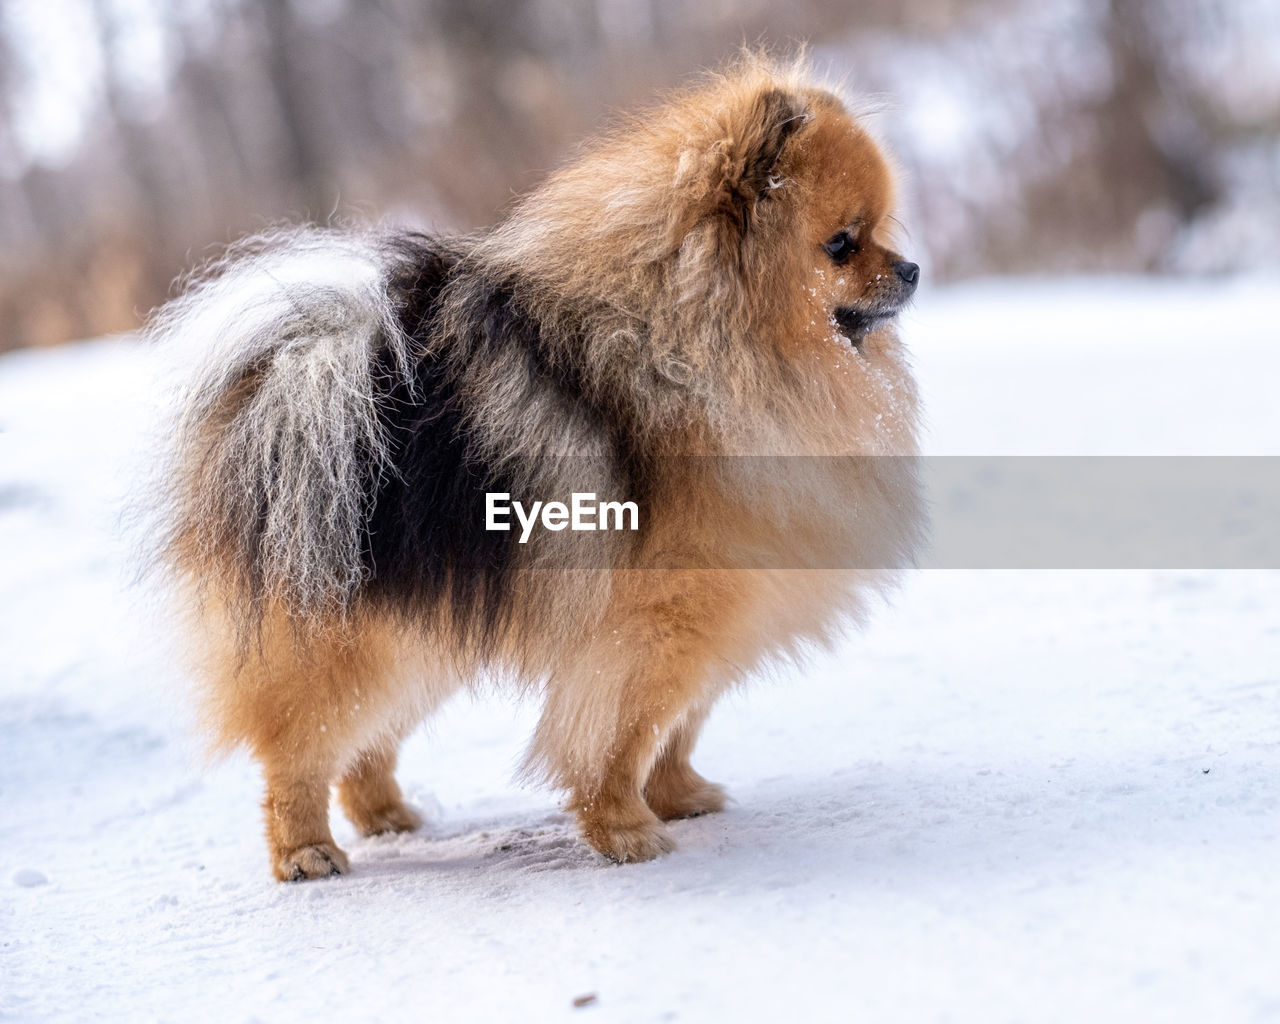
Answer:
xmin=149 ymin=54 xmax=924 ymax=881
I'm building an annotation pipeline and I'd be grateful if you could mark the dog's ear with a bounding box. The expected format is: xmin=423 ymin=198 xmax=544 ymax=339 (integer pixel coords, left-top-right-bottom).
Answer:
xmin=675 ymin=87 xmax=807 ymax=236
xmin=734 ymin=88 xmax=807 ymax=205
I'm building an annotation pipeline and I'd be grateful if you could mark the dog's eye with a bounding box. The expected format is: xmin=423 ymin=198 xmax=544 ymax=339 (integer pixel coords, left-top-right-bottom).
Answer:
xmin=824 ymin=231 xmax=858 ymax=263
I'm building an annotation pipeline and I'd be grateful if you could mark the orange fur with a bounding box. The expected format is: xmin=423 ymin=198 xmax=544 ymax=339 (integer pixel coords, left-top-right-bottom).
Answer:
xmin=167 ymin=53 xmax=924 ymax=878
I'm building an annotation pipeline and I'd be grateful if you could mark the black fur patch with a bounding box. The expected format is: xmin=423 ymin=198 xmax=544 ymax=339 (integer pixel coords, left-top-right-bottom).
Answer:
xmin=363 ymin=235 xmax=645 ymax=649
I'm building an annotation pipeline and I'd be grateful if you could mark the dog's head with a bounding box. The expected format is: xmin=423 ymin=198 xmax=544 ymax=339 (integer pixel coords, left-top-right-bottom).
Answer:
xmin=486 ymin=54 xmax=919 ymax=449
xmin=663 ymin=66 xmax=918 ymax=355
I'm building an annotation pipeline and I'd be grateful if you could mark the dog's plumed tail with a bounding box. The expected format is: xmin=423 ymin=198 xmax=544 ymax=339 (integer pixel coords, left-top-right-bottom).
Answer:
xmin=149 ymin=227 xmax=415 ymax=633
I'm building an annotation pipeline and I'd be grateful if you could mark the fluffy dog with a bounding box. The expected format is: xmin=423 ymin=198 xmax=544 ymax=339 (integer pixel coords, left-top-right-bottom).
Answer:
xmin=149 ymin=54 xmax=925 ymax=880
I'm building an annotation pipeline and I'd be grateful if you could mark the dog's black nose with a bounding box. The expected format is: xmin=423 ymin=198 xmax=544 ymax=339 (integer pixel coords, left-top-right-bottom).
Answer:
xmin=894 ymin=261 xmax=920 ymax=287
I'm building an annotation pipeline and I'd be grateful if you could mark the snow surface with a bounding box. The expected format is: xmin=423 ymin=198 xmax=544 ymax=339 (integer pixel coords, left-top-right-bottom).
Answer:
xmin=3 ymin=277 xmax=1280 ymax=1022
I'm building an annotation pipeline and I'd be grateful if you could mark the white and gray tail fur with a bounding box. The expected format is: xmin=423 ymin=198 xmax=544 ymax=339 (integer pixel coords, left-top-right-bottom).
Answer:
xmin=148 ymin=226 xmax=414 ymax=625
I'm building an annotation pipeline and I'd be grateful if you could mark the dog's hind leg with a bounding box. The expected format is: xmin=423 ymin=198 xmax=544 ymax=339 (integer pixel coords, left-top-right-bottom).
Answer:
xmin=262 ymin=758 xmax=350 ymax=881
xmin=337 ymin=739 xmax=422 ymax=837
xmin=198 ymin=603 xmax=414 ymax=880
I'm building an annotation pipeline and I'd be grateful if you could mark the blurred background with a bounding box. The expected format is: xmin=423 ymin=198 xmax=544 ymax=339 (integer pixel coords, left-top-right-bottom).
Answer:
xmin=0 ymin=0 xmax=1277 ymax=353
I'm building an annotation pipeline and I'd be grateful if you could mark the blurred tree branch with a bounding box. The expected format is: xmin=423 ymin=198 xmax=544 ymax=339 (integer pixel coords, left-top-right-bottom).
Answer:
xmin=0 ymin=0 xmax=1275 ymax=351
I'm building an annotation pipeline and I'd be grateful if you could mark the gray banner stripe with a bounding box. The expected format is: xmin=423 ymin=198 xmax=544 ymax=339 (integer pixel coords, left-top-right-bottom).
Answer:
xmin=483 ymin=457 xmax=1280 ymax=569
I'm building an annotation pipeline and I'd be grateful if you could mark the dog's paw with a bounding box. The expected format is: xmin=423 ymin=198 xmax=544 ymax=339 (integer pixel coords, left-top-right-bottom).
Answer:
xmin=351 ymin=801 xmax=423 ymax=838
xmin=646 ymin=778 xmax=727 ymax=822
xmin=274 ymin=843 xmax=350 ymax=882
xmin=580 ymin=813 xmax=676 ymax=864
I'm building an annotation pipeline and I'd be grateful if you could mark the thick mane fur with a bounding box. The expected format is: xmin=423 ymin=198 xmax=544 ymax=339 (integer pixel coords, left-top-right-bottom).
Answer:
xmin=477 ymin=56 xmax=824 ymax=448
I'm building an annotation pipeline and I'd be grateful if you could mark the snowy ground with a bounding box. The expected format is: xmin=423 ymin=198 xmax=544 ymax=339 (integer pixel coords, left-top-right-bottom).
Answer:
xmin=2 ymin=277 xmax=1279 ymax=1022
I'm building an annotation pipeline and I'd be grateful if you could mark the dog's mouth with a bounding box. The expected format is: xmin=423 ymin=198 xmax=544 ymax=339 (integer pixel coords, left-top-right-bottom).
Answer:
xmin=833 ymin=306 xmax=897 ymax=347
